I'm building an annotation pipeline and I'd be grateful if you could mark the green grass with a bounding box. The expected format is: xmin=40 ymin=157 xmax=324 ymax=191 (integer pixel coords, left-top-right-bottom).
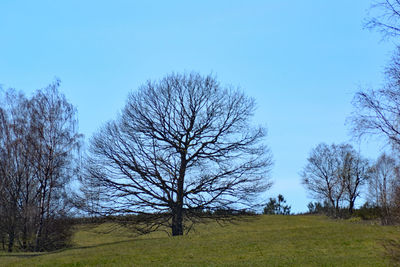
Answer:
xmin=0 ymin=215 xmax=399 ymax=266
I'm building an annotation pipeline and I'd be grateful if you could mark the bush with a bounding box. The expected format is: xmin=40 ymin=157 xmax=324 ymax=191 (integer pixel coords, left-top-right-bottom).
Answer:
xmin=353 ymin=202 xmax=381 ymax=221
xmin=263 ymin=195 xmax=291 ymax=215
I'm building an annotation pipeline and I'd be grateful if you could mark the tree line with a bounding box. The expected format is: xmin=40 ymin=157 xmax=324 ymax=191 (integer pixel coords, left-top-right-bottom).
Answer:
xmin=301 ymin=143 xmax=400 ymax=223
xmin=301 ymin=0 xmax=400 ymax=224
xmin=0 ymin=73 xmax=273 ymax=251
xmin=3 ymin=0 xmax=400 ymax=253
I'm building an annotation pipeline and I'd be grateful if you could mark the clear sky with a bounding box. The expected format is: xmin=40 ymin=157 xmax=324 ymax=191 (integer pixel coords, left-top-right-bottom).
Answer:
xmin=0 ymin=0 xmax=395 ymax=212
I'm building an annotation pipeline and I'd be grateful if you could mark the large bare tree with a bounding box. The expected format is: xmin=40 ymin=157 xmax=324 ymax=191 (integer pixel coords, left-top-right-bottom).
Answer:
xmin=82 ymin=73 xmax=273 ymax=236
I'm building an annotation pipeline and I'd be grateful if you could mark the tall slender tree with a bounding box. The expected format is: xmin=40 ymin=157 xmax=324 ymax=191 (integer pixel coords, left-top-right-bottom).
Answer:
xmin=29 ymin=80 xmax=81 ymax=251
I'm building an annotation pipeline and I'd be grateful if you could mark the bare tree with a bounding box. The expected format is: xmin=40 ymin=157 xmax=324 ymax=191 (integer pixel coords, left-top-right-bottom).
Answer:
xmin=0 ymin=89 xmax=33 ymax=252
xmin=338 ymin=145 xmax=370 ymax=214
xmin=365 ymin=0 xmax=400 ymax=39
xmin=301 ymin=143 xmax=368 ymax=216
xmin=0 ymin=82 xmax=81 ymax=252
xmin=81 ymin=73 xmax=273 ymax=236
xmin=350 ymin=88 xmax=400 ymax=151
xmin=29 ymin=80 xmax=81 ymax=251
xmin=349 ymin=44 xmax=400 ymax=150
xmin=368 ymin=153 xmax=400 ymax=224
xmin=301 ymin=143 xmax=345 ymax=217
xmin=353 ymin=0 xmax=400 ymax=151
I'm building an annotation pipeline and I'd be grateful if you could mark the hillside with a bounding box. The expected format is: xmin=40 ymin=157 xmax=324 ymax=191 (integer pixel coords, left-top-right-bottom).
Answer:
xmin=1 ymin=215 xmax=398 ymax=266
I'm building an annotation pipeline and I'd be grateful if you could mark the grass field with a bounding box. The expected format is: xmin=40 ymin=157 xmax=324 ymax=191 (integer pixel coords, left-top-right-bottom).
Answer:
xmin=0 ymin=215 xmax=399 ymax=266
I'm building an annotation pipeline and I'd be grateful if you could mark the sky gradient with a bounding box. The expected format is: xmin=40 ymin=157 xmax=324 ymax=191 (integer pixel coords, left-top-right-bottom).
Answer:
xmin=0 ymin=0 xmax=395 ymax=212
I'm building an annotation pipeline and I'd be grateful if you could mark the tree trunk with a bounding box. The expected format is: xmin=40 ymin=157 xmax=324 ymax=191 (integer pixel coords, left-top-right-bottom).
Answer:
xmin=348 ymin=200 xmax=354 ymax=214
xmin=7 ymin=205 xmax=18 ymax=252
xmin=22 ymin=183 xmax=30 ymax=251
xmin=334 ymin=199 xmax=340 ymax=218
xmin=381 ymin=204 xmax=391 ymax=225
xmin=1 ymin=234 xmax=5 ymax=251
xmin=35 ymin=190 xmax=46 ymax=252
xmin=171 ymin=157 xmax=186 ymax=236
xmin=171 ymin=204 xmax=183 ymax=236
xmin=22 ymin=221 xmax=27 ymax=250
xmin=328 ymin=197 xmax=337 ymax=217
xmin=7 ymin=228 xmax=14 ymax=252
xmin=171 ymin=179 xmax=184 ymax=236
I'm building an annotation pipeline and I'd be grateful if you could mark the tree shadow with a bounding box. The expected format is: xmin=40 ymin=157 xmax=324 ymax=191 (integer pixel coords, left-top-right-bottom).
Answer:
xmin=0 ymin=253 xmax=43 ymax=258
xmin=382 ymin=238 xmax=400 ymax=266
xmin=0 ymin=215 xmax=262 ymax=260
xmin=0 ymin=239 xmax=138 ymax=259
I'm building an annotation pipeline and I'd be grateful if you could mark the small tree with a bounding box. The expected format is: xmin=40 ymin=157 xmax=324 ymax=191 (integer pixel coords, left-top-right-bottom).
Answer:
xmin=263 ymin=194 xmax=291 ymax=215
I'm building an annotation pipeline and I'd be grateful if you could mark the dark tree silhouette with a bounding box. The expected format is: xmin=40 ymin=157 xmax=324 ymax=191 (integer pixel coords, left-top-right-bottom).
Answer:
xmin=81 ymin=73 xmax=273 ymax=236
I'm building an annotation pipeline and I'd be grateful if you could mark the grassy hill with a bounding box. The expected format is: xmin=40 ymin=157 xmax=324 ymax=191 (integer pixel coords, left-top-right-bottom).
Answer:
xmin=1 ymin=215 xmax=399 ymax=266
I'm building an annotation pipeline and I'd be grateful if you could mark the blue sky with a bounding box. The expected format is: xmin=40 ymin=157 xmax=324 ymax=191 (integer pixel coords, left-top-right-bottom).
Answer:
xmin=0 ymin=0 xmax=395 ymax=212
